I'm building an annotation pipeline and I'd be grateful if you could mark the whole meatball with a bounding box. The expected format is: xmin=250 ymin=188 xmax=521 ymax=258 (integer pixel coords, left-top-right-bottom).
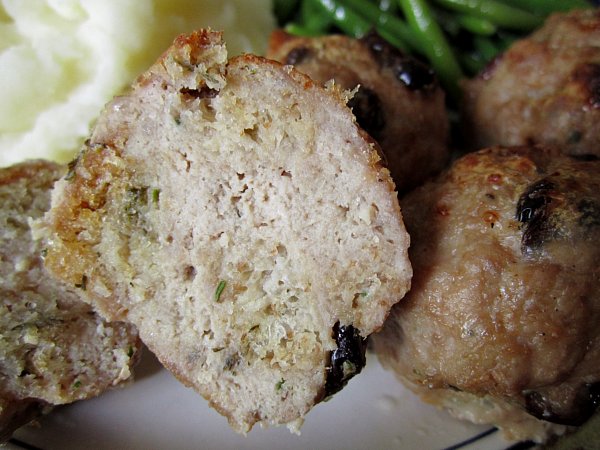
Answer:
xmin=267 ymin=31 xmax=450 ymax=194
xmin=372 ymin=146 xmax=600 ymax=443
xmin=462 ymin=9 xmax=600 ymax=156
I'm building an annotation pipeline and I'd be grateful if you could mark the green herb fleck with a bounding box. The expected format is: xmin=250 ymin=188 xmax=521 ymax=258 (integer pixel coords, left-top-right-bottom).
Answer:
xmin=40 ymin=248 xmax=48 ymax=258
xmin=275 ymin=378 xmax=285 ymax=392
xmin=127 ymin=346 xmax=134 ymax=358
xmin=214 ymin=280 xmax=226 ymax=302
xmin=72 ymin=380 xmax=82 ymax=389
xmin=360 ymin=291 xmax=368 ymax=297
xmin=152 ymin=188 xmax=161 ymax=204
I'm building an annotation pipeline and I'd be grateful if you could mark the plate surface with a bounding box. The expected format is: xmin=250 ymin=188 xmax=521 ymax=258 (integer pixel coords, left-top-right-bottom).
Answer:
xmin=10 ymin=350 xmax=516 ymax=450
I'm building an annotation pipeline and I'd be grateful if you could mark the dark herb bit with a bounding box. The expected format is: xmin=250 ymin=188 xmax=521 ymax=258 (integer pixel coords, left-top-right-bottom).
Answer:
xmin=578 ymin=198 xmax=600 ymax=228
xmin=224 ymin=353 xmax=239 ymax=372
xmin=72 ymin=380 xmax=82 ymax=389
xmin=324 ymin=322 xmax=367 ymax=398
xmin=75 ymin=275 xmax=88 ymax=291
xmin=127 ymin=346 xmax=134 ymax=358
xmin=214 ymin=280 xmax=226 ymax=302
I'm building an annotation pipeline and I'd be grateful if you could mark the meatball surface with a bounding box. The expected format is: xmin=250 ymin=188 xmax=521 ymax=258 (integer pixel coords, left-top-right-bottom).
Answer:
xmin=267 ymin=31 xmax=449 ymax=194
xmin=462 ymin=9 xmax=600 ymax=156
xmin=373 ymin=146 xmax=600 ymax=443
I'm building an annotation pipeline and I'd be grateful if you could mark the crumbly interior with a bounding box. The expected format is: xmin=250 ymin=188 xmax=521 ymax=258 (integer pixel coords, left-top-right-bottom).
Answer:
xmin=40 ymin=32 xmax=412 ymax=432
xmin=0 ymin=161 xmax=138 ymax=437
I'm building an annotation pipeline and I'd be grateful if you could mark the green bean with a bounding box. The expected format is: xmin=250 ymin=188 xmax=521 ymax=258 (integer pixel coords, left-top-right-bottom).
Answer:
xmin=340 ymin=0 xmax=420 ymax=51
xmin=372 ymin=0 xmax=399 ymax=14
xmin=312 ymin=0 xmax=373 ymax=38
xmin=456 ymin=14 xmax=497 ymax=36
xmin=432 ymin=0 xmax=543 ymax=31
xmin=499 ymin=0 xmax=591 ymax=16
xmin=284 ymin=22 xmax=328 ymax=37
xmin=473 ymin=35 xmax=499 ymax=62
xmin=300 ymin=0 xmax=333 ymax=33
xmin=397 ymin=0 xmax=463 ymax=100
xmin=459 ymin=52 xmax=487 ymax=75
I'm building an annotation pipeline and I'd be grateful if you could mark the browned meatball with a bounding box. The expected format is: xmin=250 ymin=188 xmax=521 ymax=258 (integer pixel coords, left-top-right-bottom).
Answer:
xmin=267 ymin=31 xmax=450 ymax=194
xmin=462 ymin=9 xmax=600 ymax=156
xmin=372 ymin=146 xmax=600 ymax=443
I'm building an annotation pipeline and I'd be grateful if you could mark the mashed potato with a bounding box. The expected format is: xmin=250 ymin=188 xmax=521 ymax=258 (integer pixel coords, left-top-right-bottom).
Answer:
xmin=0 ymin=0 xmax=275 ymax=166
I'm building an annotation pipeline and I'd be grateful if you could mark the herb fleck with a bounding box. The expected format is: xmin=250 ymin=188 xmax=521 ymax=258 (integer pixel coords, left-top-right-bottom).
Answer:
xmin=275 ymin=378 xmax=285 ymax=392
xmin=127 ymin=346 xmax=134 ymax=358
xmin=214 ymin=280 xmax=226 ymax=302
xmin=152 ymin=188 xmax=161 ymax=204
xmin=72 ymin=380 xmax=82 ymax=389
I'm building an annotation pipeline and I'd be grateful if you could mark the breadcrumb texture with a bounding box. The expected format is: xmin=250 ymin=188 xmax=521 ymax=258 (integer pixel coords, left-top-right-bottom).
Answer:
xmin=38 ymin=30 xmax=412 ymax=433
xmin=373 ymin=146 xmax=600 ymax=443
xmin=462 ymin=9 xmax=600 ymax=156
xmin=0 ymin=160 xmax=140 ymax=441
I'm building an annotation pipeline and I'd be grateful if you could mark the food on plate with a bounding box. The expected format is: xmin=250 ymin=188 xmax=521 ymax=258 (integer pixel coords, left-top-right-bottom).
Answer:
xmin=0 ymin=160 xmax=140 ymax=441
xmin=275 ymin=0 xmax=595 ymax=101
xmin=372 ymin=146 xmax=600 ymax=443
xmin=266 ymin=30 xmax=449 ymax=193
xmin=462 ymin=8 xmax=600 ymax=156
xmin=35 ymin=30 xmax=412 ymax=433
xmin=0 ymin=0 xmax=275 ymax=167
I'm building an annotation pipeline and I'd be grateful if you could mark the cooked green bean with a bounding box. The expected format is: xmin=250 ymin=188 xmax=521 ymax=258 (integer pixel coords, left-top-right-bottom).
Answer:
xmin=456 ymin=14 xmax=497 ymax=36
xmin=340 ymin=0 xmax=420 ymax=51
xmin=499 ymin=0 xmax=591 ymax=16
xmin=397 ymin=0 xmax=463 ymax=99
xmin=433 ymin=0 xmax=543 ymax=31
xmin=300 ymin=0 xmax=333 ymax=33
xmin=312 ymin=0 xmax=373 ymax=38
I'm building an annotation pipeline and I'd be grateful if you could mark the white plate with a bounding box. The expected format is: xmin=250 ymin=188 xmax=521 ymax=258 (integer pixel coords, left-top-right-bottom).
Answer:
xmin=9 ymin=349 xmax=518 ymax=450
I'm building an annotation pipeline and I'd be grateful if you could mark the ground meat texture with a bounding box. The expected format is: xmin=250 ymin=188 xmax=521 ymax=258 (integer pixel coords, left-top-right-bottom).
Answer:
xmin=462 ymin=9 xmax=600 ymax=157
xmin=267 ymin=30 xmax=449 ymax=194
xmin=372 ymin=146 xmax=600 ymax=443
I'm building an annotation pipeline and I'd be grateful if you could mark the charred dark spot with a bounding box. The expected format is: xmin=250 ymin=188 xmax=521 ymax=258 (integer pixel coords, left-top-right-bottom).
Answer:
xmin=361 ymin=31 xmax=436 ymax=91
xmin=347 ymin=87 xmax=385 ymax=141
xmin=524 ymin=383 xmax=600 ymax=426
xmin=572 ymin=63 xmax=600 ymax=109
xmin=578 ymin=198 xmax=600 ymax=228
xmin=285 ymin=46 xmax=311 ymax=66
xmin=324 ymin=322 xmax=367 ymax=398
xmin=179 ymin=86 xmax=218 ymax=100
xmin=516 ymin=179 xmax=556 ymax=253
xmin=393 ymin=59 xmax=436 ymax=91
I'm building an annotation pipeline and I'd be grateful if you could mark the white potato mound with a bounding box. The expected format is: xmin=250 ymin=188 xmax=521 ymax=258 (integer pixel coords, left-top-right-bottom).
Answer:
xmin=0 ymin=0 xmax=275 ymax=166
